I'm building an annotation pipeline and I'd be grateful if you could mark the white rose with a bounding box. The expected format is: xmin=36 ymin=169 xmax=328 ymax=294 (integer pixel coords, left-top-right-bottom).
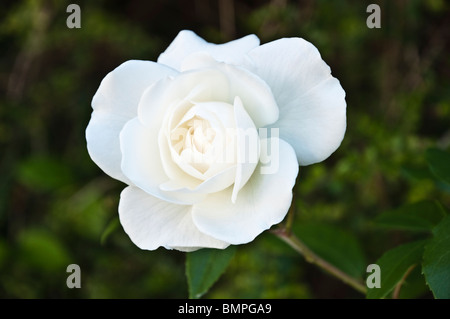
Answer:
xmin=86 ymin=30 xmax=346 ymax=251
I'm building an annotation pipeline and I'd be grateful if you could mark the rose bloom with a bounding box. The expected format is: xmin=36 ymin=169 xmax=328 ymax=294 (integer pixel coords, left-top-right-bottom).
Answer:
xmin=86 ymin=30 xmax=346 ymax=251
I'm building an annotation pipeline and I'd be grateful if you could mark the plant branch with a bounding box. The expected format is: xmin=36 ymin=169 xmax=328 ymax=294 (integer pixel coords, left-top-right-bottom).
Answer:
xmin=284 ymin=199 xmax=296 ymax=234
xmin=392 ymin=264 xmax=416 ymax=299
xmin=271 ymin=228 xmax=367 ymax=295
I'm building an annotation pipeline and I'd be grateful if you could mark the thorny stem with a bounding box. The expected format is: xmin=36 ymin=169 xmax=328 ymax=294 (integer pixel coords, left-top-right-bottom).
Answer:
xmin=271 ymin=227 xmax=368 ymax=295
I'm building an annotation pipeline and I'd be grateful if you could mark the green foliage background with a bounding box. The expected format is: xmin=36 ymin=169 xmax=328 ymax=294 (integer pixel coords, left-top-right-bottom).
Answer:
xmin=0 ymin=0 xmax=449 ymax=298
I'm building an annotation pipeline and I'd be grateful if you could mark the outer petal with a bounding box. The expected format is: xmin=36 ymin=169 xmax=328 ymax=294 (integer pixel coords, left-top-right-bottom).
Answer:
xmin=86 ymin=110 xmax=131 ymax=184
xmin=119 ymin=186 xmax=229 ymax=251
xmin=192 ymin=138 xmax=298 ymax=244
xmin=120 ymin=118 xmax=205 ymax=205
xmin=244 ymin=38 xmax=347 ymax=166
xmin=157 ymin=30 xmax=260 ymax=70
xmin=86 ymin=60 xmax=177 ymax=183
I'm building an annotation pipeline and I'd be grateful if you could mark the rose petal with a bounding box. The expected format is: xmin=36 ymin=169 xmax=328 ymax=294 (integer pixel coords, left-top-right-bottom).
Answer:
xmin=86 ymin=60 xmax=177 ymax=183
xmin=157 ymin=30 xmax=260 ymax=70
xmin=219 ymin=64 xmax=279 ymax=129
xmin=231 ymin=96 xmax=259 ymax=203
xmin=86 ymin=110 xmax=132 ymax=184
xmin=158 ymin=101 xmax=237 ymax=194
xmin=271 ymin=77 xmax=346 ymax=166
xmin=245 ymin=38 xmax=347 ymax=165
xmin=181 ymin=53 xmax=279 ymax=129
xmin=120 ymin=118 xmax=205 ymax=205
xmin=159 ymin=165 xmax=236 ymax=194
xmin=168 ymin=101 xmax=236 ymax=180
xmin=192 ymin=138 xmax=298 ymax=244
xmin=158 ymin=116 xmax=203 ymax=190
xmin=119 ymin=186 xmax=229 ymax=251
xmin=138 ymin=69 xmax=230 ymax=128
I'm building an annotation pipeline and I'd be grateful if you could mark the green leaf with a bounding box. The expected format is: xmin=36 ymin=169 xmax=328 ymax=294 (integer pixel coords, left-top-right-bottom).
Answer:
xmin=295 ymin=223 xmax=366 ymax=278
xmin=18 ymin=228 xmax=71 ymax=273
xmin=186 ymin=246 xmax=236 ymax=299
xmin=16 ymin=155 xmax=74 ymax=192
xmin=366 ymin=240 xmax=427 ymax=299
xmin=374 ymin=200 xmax=446 ymax=232
xmin=397 ymin=265 xmax=431 ymax=299
xmin=401 ymin=164 xmax=434 ymax=181
xmin=423 ymin=215 xmax=450 ymax=298
xmin=426 ymin=148 xmax=450 ymax=185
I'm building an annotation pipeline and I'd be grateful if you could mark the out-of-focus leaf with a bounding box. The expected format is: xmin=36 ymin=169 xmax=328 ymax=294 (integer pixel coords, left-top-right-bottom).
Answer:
xmin=366 ymin=240 xmax=427 ymax=299
xmin=100 ymin=217 xmax=120 ymax=245
xmin=18 ymin=228 xmax=71 ymax=273
xmin=295 ymin=223 xmax=366 ymax=278
xmin=374 ymin=200 xmax=447 ymax=232
xmin=401 ymin=165 xmax=434 ymax=181
xmin=186 ymin=246 xmax=236 ymax=299
xmin=423 ymin=215 xmax=450 ymax=299
xmin=426 ymin=148 xmax=450 ymax=185
xmin=16 ymin=155 xmax=74 ymax=192
xmin=52 ymin=182 xmax=111 ymax=240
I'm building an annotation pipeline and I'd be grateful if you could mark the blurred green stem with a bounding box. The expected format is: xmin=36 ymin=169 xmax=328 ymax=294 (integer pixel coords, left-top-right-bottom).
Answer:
xmin=284 ymin=200 xmax=295 ymax=233
xmin=272 ymin=228 xmax=367 ymax=295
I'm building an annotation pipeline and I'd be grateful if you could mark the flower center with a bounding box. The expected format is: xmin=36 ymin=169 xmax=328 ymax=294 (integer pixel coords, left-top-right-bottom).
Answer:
xmin=167 ymin=101 xmax=236 ymax=179
xmin=170 ymin=116 xmax=215 ymax=174
xmin=182 ymin=116 xmax=216 ymax=155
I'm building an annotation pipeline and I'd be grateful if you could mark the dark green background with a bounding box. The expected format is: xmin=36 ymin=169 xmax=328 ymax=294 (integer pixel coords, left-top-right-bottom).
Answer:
xmin=0 ymin=0 xmax=449 ymax=298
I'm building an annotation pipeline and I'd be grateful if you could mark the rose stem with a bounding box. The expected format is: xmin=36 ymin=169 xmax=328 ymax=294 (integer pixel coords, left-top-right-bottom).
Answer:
xmin=284 ymin=199 xmax=295 ymax=234
xmin=271 ymin=228 xmax=368 ymax=295
xmin=392 ymin=264 xmax=416 ymax=299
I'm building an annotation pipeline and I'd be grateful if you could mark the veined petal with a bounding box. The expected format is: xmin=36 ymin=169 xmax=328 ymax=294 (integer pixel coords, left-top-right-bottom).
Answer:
xmin=157 ymin=30 xmax=260 ymax=70
xmin=268 ymin=77 xmax=346 ymax=166
xmin=86 ymin=60 xmax=177 ymax=183
xmin=192 ymin=138 xmax=298 ymax=244
xmin=119 ymin=186 xmax=229 ymax=251
xmin=245 ymin=38 xmax=347 ymax=165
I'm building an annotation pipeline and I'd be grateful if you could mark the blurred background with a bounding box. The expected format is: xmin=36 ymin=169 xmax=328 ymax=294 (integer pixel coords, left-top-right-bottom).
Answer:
xmin=0 ymin=0 xmax=449 ymax=298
